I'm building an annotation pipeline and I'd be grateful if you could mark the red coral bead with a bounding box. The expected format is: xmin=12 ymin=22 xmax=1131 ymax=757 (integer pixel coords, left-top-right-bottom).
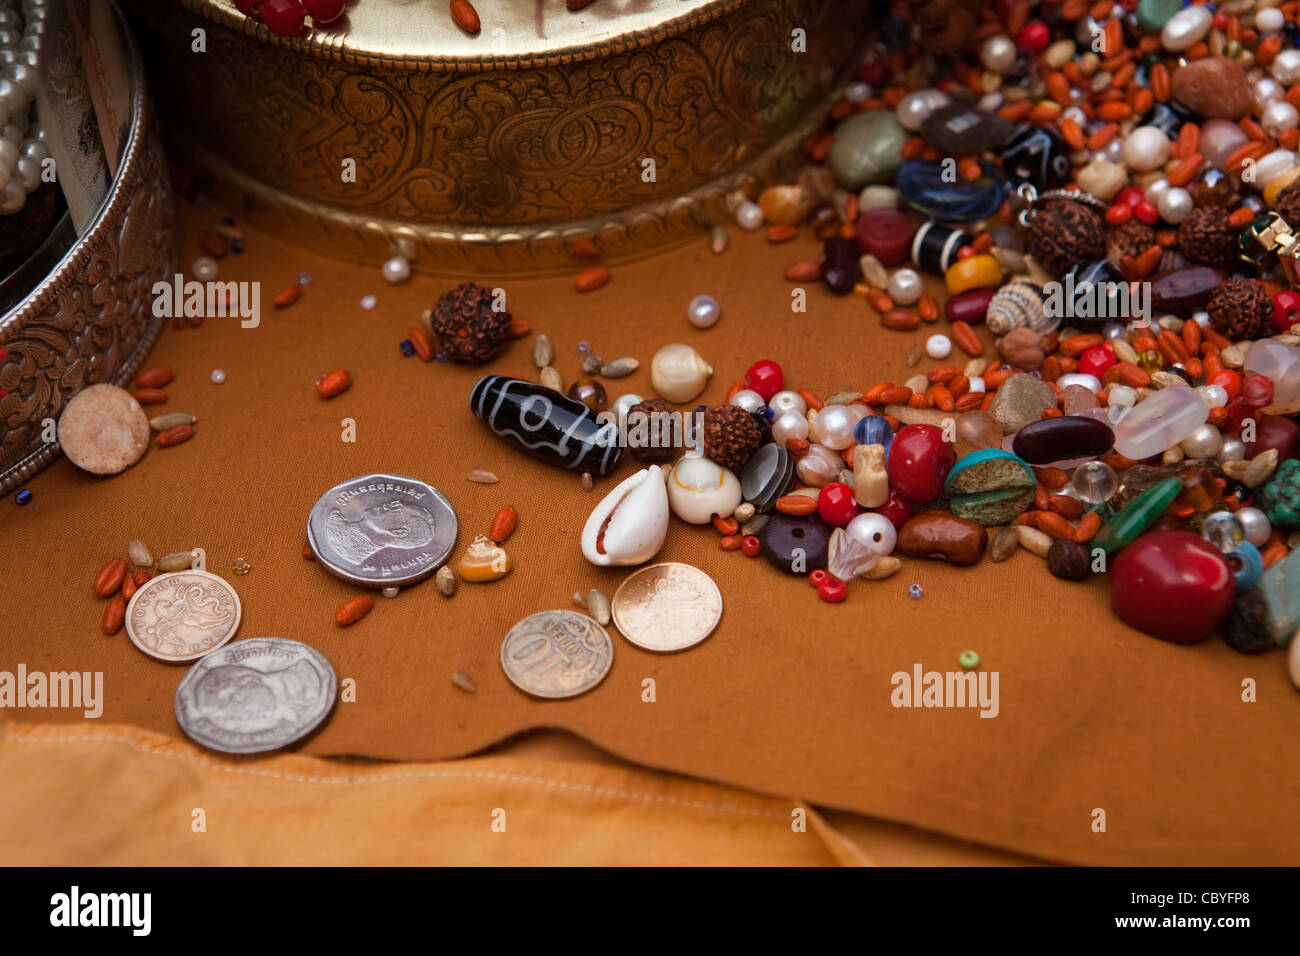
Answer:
xmin=741 ymin=534 xmax=761 ymax=558
xmin=872 ymin=489 xmax=913 ymax=529
xmin=744 ymin=360 xmax=784 ymax=401
xmin=809 ymin=569 xmax=829 ymax=589
xmin=1077 ymin=345 xmax=1116 ymax=379
xmin=817 ymin=575 xmax=848 ymax=603
xmin=817 ymin=482 xmax=858 ymax=526
xmin=1133 ymin=200 xmax=1159 ymax=225
xmin=1273 ymin=290 xmax=1300 ymax=333
xmin=260 ymin=0 xmax=305 ymax=36
xmin=1016 ymin=22 xmax=1050 ymax=53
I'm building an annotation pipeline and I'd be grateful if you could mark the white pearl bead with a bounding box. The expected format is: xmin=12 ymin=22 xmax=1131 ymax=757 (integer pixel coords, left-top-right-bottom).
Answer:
xmin=1057 ymin=372 xmax=1102 ymax=392
xmin=886 ymin=268 xmax=922 ymax=306
xmin=1218 ymin=437 xmax=1246 ymax=463
xmin=14 ymin=152 xmax=36 ymax=190
xmin=796 ymin=444 xmax=842 ymax=487
xmin=1236 ymin=506 xmax=1272 ymax=548
xmin=771 ymin=410 xmax=809 ymax=445
xmin=925 ymin=334 xmax=952 ymax=360
xmin=729 ymin=388 xmax=765 ymax=414
xmin=895 ymin=89 xmax=948 ymax=132
xmin=210 ymin=369 xmax=227 ymax=385
xmin=1156 ymin=186 xmax=1193 ymax=224
xmin=381 ymin=255 xmax=411 ymax=284
xmin=1254 ymin=148 xmax=1297 ymax=186
xmin=980 ymin=35 xmax=1017 ymax=74
xmin=686 ymin=293 xmax=720 ymax=329
xmin=1197 ymin=384 xmax=1229 ymax=408
xmin=1273 ymin=48 xmax=1300 ymax=86
xmin=1143 ymin=177 xmax=1169 ymax=203
xmin=1121 ymin=126 xmax=1170 ymax=172
xmin=360 ymin=295 xmax=377 ymax=310
xmin=1180 ymin=423 xmax=1222 ymax=459
xmin=768 ymin=389 xmax=806 ymax=417
xmin=846 ymin=512 xmax=897 ymax=557
xmin=1262 ymin=101 xmax=1300 ymax=137
xmin=1254 ymin=77 xmax=1286 ymax=112
xmin=0 ymin=176 xmax=21 ymax=213
xmin=811 ymin=404 xmax=858 ymax=450
xmin=845 ymin=81 xmax=872 ymax=103
xmin=192 ymin=256 xmax=218 ymax=281
xmin=735 ymin=200 xmax=764 ymax=231
xmin=1161 ymin=5 xmax=1212 ymax=52
xmin=1257 ymin=7 xmax=1285 ymax=33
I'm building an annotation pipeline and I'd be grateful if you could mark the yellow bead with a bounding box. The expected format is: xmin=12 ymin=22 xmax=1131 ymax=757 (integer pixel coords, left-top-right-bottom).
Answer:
xmin=1137 ymin=349 xmax=1163 ymax=374
xmin=457 ymin=535 xmax=512 ymax=582
xmin=944 ymin=253 xmax=1002 ymax=296
xmin=1265 ymin=167 xmax=1300 ymax=207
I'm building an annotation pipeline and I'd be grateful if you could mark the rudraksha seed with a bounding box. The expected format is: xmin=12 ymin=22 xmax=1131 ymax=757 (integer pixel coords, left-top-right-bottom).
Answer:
xmin=1220 ymin=588 xmax=1276 ymax=654
xmin=702 ymin=404 xmax=761 ymax=470
xmin=906 ymin=0 xmax=980 ymax=56
xmin=1274 ymin=179 xmax=1300 ymax=230
xmin=429 ymin=282 xmax=512 ymax=364
xmin=625 ymin=398 xmax=678 ymax=464
xmin=1177 ymin=206 xmax=1237 ymax=267
xmin=1107 ymin=218 xmax=1157 ymax=261
xmin=1207 ymin=277 xmax=1272 ymax=339
xmin=1024 ymin=200 xmax=1106 ymax=277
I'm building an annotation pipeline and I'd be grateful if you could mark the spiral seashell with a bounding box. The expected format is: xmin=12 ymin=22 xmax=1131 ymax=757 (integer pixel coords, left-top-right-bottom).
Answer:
xmin=581 ymin=466 xmax=670 ymax=566
xmin=650 ymin=343 xmax=713 ymax=404
xmin=985 ymin=280 xmax=1056 ymax=337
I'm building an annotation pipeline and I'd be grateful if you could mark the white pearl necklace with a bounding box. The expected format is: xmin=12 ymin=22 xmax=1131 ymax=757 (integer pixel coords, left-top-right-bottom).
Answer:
xmin=0 ymin=0 xmax=48 ymax=217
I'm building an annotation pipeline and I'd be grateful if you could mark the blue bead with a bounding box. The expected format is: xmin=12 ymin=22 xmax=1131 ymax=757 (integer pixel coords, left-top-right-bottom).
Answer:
xmin=897 ymin=160 xmax=1005 ymax=223
xmin=1229 ymin=542 xmax=1263 ymax=590
xmin=230 ymin=240 xmax=244 ymax=255
xmin=399 ymin=340 xmax=416 ymax=356
xmin=14 ymin=488 xmax=32 ymax=506
xmin=854 ymin=415 xmax=893 ymax=448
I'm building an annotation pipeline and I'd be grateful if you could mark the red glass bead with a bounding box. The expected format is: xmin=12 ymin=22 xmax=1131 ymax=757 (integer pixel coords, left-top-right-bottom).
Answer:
xmin=855 ymin=208 xmax=913 ymax=267
xmin=303 ymin=0 xmax=345 ymax=21
xmin=1077 ymin=345 xmax=1116 ymax=379
xmin=741 ymin=534 xmax=761 ymax=558
xmin=956 ymin=245 xmax=975 ymax=259
xmin=817 ymin=482 xmax=859 ymax=526
xmin=1208 ymin=368 xmax=1242 ymax=403
xmin=817 ymin=575 xmax=848 ymax=603
xmin=1109 ymin=531 xmax=1235 ymax=644
xmin=260 ymin=0 xmax=305 ymax=35
xmin=1240 ymin=374 xmax=1274 ymax=408
xmin=744 ymin=360 xmax=784 ymax=401
xmin=1273 ymin=290 xmax=1300 ymax=332
xmin=1115 ymin=186 xmax=1144 ymax=208
xmin=1105 ymin=203 xmax=1133 ymax=226
xmin=1016 ymin=22 xmax=1050 ymax=52
xmin=885 ymin=424 xmax=954 ymax=501
xmin=233 ymin=0 xmax=260 ymax=15
xmin=809 ymin=569 xmax=829 ymax=589
xmin=1133 ymin=200 xmax=1159 ymax=225
xmin=1248 ymin=414 xmax=1300 ymax=461
xmin=872 ymin=489 xmax=914 ymax=529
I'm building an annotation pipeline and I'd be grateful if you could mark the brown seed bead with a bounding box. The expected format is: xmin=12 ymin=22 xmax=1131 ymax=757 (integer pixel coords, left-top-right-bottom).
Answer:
xmin=336 ymin=595 xmax=374 ymax=627
xmin=408 ymin=327 xmax=434 ymax=362
xmin=565 ymin=377 xmax=607 ymax=412
xmin=574 ymin=266 xmax=611 ymax=292
xmin=102 ymin=597 xmax=126 ymax=636
xmin=132 ymin=388 xmax=168 ymax=405
xmin=135 ymin=366 xmax=175 ymax=389
xmin=1047 ymin=539 xmax=1090 ymax=580
xmin=273 ymin=286 xmax=301 ymax=308
xmin=430 ymin=282 xmax=513 ymax=364
xmin=701 ymin=404 xmax=761 ymax=470
xmin=625 ymin=398 xmax=677 ymax=463
xmin=449 ymin=0 xmax=480 ymax=33
xmin=1024 ymin=200 xmax=1106 ymax=277
xmin=93 ymin=558 xmax=127 ymax=597
xmin=489 ymin=506 xmax=518 ymax=543
xmin=156 ymin=424 xmax=194 ymax=447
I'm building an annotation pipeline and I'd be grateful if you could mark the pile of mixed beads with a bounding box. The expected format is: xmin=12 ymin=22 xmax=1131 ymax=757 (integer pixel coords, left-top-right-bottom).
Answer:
xmin=460 ymin=0 xmax=1300 ymax=669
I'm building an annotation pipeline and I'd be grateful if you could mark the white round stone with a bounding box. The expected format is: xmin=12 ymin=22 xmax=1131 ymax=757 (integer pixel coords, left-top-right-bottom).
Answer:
xmin=925 ymin=334 xmax=952 ymax=360
xmin=1121 ymin=126 xmax=1171 ymax=172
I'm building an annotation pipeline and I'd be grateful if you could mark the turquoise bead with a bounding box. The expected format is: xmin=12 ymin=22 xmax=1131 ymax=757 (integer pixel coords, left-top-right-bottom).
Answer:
xmin=1092 ymin=477 xmax=1182 ymax=555
xmin=1136 ymin=0 xmax=1183 ymax=33
xmin=1229 ymin=543 xmax=1263 ymax=590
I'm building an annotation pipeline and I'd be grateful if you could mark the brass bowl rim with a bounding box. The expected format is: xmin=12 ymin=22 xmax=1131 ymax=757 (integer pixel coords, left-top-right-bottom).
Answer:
xmin=182 ymin=0 xmax=750 ymax=71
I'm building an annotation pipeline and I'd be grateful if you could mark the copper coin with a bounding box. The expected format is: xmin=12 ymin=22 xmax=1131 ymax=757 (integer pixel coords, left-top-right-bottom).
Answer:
xmin=611 ymin=562 xmax=722 ymax=652
xmin=125 ymin=570 xmax=242 ymax=663
xmin=500 ymin=610 xmax=613 ymax=699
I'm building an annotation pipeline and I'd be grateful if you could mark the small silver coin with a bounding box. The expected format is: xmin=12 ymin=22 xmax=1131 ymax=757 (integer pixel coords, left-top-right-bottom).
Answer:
xmin=125 ymin=570 xmax=242 ymax=663
xmin=174 ymin=637 xmax=337 ymax=754
xmin=307 ymin=473 xmax=457 ymax=587
xmin=500 ymin=610 xmax=614 ymax=700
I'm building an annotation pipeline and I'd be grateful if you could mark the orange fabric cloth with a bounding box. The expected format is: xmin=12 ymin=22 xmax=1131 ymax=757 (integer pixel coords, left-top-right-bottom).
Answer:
xmin=2 ymin=201 xmax=1297 ymax=865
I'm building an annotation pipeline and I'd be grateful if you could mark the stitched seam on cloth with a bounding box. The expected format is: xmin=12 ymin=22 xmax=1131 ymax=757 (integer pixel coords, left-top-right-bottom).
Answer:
xmin=0 ymin=726 xmax=786 ymax=821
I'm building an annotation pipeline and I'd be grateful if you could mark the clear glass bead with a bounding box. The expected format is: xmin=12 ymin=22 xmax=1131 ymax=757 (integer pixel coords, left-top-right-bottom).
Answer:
xmin=908 ymin=583 xmax=923 ymax=599
xmin=1070 ymin=460 xmax=1119 ymax=504
xmin=1201 ymin=511 xmax=1246 ymax=553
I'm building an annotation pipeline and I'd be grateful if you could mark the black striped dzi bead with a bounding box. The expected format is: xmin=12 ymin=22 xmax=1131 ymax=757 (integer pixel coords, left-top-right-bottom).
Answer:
xmin=470 ymin=375 xmax=623 ymax=476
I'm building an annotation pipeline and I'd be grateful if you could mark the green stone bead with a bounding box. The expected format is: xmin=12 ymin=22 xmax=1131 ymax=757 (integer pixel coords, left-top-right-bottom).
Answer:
xmin=1092 ymin=477 xmax=1183 ymax=555
xmin=1255 ymin=457 xmax=1300 ymax=528
xmin=1257 ymin=545 xmax=1300 ymax=647
xmin=828 ymin=110 xmax=908 ymax=191
xmin=1136 ymin=0 xmax=1182 ymax=32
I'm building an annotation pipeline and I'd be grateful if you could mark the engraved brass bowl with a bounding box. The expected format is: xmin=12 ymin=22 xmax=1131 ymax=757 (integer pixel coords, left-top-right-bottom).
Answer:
xmin=131 ymin=0 xmax=871 ymax=275
xmin=0 ymin=4 xmax=176 ymax=496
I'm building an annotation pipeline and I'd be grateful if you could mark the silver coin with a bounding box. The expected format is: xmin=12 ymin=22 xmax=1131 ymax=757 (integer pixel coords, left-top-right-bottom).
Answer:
xmin=174 ymin=637 xmax=337 ymax=754
xmin=307 ymin=473 xmax=457 ymax=587
xmin=500 ymin=610 xmax=614 ymax=700
xmin=125 ymin=570 xmax=242 ymax=663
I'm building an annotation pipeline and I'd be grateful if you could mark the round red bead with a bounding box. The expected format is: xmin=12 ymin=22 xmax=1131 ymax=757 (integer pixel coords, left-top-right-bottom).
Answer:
xmin=885 ymin=424 xmax=954 ymax=502
xmin=1273 ymin=290 xmax=1300 ymax=333
xmin=809 ymin=569 xmax=829 ymax=589
xmin=741 ymin=534 xmax=761 ymax=558
xmin=744 ymin=360 xmax=784 ymax=401
xmin=1104 ymin=203 xmax=1132 ymax=226
xmin=1133 ymin=200 xmax=1159 ymax=225
xmin=1016 ymin=22 xmax=1050 ymax=53
xmin=817 ymin=575 xmax=848 ymax=603
xmin=1115 ymin=186 xmax=1144 ymax=208
xmin=1077 ymin=345 xmax=1116 ymax=380
xmin=1109 ymin=531 xmax=1235 ymax=644
xmin=817 ymin=482 xmax=858 ymax=526
xmin=260 ymin=0 xmax=305 ymax=35
xmin=872 ymin=489 xmax=913 ymax=529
